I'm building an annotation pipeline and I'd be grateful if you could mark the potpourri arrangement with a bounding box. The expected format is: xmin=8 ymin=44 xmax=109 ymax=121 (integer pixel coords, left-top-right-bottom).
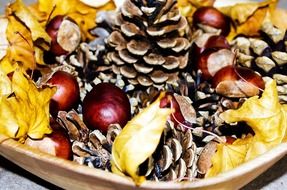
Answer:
xmin=0 ymin=0 xmax=286 ymax=185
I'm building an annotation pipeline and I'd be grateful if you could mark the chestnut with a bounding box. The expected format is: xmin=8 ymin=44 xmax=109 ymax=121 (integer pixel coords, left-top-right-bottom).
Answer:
xmin=197 ymin=48 xmax=235 ymax=80
xmin=193 ymin=34 xmax=230 ymax=56
xmin=212 ymin=65 xmax=265 ymax=98
xmin=160 ymin=92 xmax=185 ymax=126
xmin=25 ymin=120 xmax=72 ymax=160
xmin=193 ymin=7 xmax=230 ymax=36
xmin=47 ymin=71 xmax=80 ymax=116
xmin=83 ymin=83 xmax=131 ymax=133
xmin=46 ymin=15 xmax=81 ymax=56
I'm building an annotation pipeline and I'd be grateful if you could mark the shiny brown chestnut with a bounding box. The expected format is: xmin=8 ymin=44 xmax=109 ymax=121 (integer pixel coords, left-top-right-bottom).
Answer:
xmin=25 ymin=120 xmax=72 ymax=160
xmin=46 ymin=15 xmax=81 ymax=56
xmin=193 ymin=34 xmax=230 ymax=56
xmin=212 ymin=65 xmax=265 ymax=98
xmin=160 ymin=92 xmax=185 ymax=126
xmin=48 ymin=71 xmax=80 ymax=116
xmin=193 ymin=7 xmax=230 ymax=36
xmin=83 ymin=83 xmax=131 ymax=134
xmin=197 ymin=48 xmax=235 ymax=80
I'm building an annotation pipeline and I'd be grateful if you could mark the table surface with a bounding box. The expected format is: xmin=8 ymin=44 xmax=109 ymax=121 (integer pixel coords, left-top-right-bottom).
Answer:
xmin=0 ymin=0 xmax=287 ymax=189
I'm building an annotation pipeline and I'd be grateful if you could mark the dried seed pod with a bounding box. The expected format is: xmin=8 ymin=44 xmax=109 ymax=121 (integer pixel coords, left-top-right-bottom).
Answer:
xmin=57 ymin=110 xmax=89 ymax=143
xmin=70 ymin=124 xmax=122 ymax=170
xmin=197 ymin=141 xmax=218 ymax=175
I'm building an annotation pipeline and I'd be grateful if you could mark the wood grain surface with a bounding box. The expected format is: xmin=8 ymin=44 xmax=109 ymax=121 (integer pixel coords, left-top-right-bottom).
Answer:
xmin=0 ymin=134 xmax=286 ymax=190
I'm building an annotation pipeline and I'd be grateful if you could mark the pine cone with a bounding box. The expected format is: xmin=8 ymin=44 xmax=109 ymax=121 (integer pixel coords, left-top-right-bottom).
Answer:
xmin=105 ymin=0 xmax=191 ymax=87
xmin=148 ymin=120 xmax=199 ymax=181
xmin=57 ymin=110 xmax=122 ymax=170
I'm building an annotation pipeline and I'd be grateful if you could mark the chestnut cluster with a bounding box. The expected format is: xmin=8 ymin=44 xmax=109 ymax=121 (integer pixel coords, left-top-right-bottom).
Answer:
xmin=25 ymin=14 xmax=134 ymax=160
xmin=192 ymin=7 xmax=265 ymax=98
xmin=27 ymin=70 xmax=132 ymax=159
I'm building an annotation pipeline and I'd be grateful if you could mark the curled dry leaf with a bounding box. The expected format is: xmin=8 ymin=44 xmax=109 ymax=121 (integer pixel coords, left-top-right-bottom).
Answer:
xmin=8 ymin=0 xmax=51 ymax=50
xmin=0 ymin=69 xmax=56 ymax=143
xmin=111 ymin=92 xmax=173 ymax=185
xmin=32 ymin=0 xmax=115 ymax=41
xmin=207 ymin=80 xmax=287 ymax=177
xmin=4 ymin=0 xmax=51 ymax=71
xmin=5 ymin=15 xmax=36 ymax=71
xmin=217 ymin=0 xmax=278 ymax=39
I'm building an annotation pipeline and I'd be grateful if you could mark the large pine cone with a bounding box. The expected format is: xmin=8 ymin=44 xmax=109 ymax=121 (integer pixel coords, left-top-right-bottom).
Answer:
xmin=105 ymin=0 xmax=191 ymax=87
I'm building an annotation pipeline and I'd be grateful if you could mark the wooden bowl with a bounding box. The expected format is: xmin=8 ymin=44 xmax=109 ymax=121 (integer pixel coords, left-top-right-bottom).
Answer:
xmin=0 ymin=134 xmax=286 ymax=190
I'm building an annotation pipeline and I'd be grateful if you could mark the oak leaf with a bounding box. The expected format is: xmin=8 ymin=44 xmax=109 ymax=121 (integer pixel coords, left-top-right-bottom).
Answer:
xmin=207 ymin=80 xmax=287 ymax=177
xmin=0 ymin=69 xmax=56 ymax=143
xmin=111 ymin=92 xmax=173 ymax=185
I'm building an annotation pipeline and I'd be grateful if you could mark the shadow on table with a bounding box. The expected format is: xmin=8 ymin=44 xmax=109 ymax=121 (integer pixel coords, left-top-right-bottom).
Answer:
xmin=0 ymin=156 xmax=62 ymax=190
xmin=242 ymin=155 xmax=287 ymax=190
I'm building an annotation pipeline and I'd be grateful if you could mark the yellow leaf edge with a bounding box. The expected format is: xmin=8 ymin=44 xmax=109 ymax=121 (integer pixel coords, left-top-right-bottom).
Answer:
xmin=111 ymin=92 xmax=174 ymax=185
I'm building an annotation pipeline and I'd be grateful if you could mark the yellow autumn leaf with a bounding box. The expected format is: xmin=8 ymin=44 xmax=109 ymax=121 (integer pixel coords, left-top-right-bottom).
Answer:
xmin=112 ymin=92 xmax=173 ymax=185
xmin=0 ymin=67 xmax=11 ymax=96
xmin=0 ymin=69 xmax=56 ymax=142
xmin=32 ymin=0 xmax=115 ymax=41
xmin=207 ymin=136 xmax=252 ymax=177
xmin=8 ymin=0 xmax=51 ymax=50
xmin=207 ymin=80 xmax=287 ymax=177
xmin=271 ymin=8 xmax=287 ymax=29
xmin=217 ymin=0 xmax=278 ymax=39
xmin=5 ymin=15 xmax=37 ymax=70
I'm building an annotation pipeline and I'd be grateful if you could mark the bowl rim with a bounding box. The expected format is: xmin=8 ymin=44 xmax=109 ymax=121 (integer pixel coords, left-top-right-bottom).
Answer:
xmin=0 ymin=134 xmax=286 ymax=189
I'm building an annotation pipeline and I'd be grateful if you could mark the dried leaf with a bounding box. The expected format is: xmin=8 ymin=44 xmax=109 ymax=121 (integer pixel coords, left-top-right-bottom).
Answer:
xmin=32 ymin=0 xmax=115 ymax=41
xmin=0 ymin=69 xmax=56 ymax=142
xmin=0 ymin=67 xmax=11 ymax=96
xmin=7 ymin=0 xmax=51 ymax=50
xmin=111 ymin=92 xmax=173 ymax=185
xmin=4 ymin=0 xmax=51 ymax=69
xmin=271 ymin=8 xmax=287 ymax=29
xmin=217 ymin=0 xmax=278 ymax=39
xmin=207 ymin=80 xmax=287 ymax=177
xmin=5 ymin=15 xmax=37 ymax=69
